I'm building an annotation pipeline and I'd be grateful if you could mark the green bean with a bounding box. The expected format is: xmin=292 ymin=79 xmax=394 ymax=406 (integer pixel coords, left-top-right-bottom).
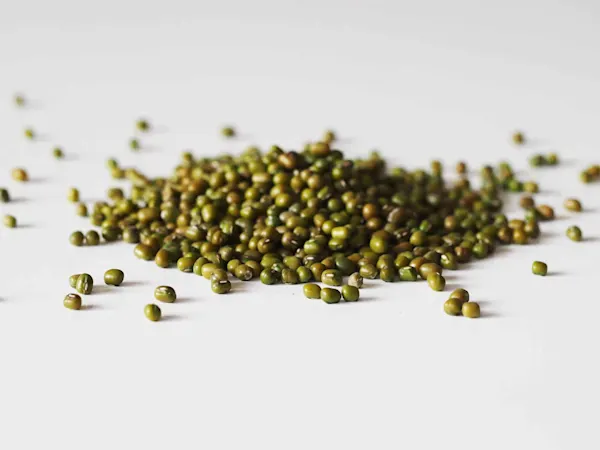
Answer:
xmin=303 ymin=283 xmax=321 ymax=299
xmin=512 ymin=131 xmax=525 ymax=145
xmin=348 ymin=272 xmax=363 ymax=288
xmin=69 ymin=274 xmax=81 ymax=289
xmin=566 ymin=226 xmax=582 ymax=242
xmin=76 ymin=274 xmax=94 ymax=295
xmin=320 ymin=288 xmax=341 ymax=304
xmin=11 ymin=168 xmax=28 ymax=182
xmin=85 ymin=230 xmax=100 ymax=246
xmin=212 ymin=280 xmax=232 ymax=294
xmin=462 ymin=302 xmax=480 ymax=318
xmin=399 ymin=266 xmax=418 ymax=281
xmin=444 ymin=298 xmax=462 ymax=316
xmin=64 ymin=294 xmax=82 ymax=310
xmin=260 ymin=269 xmax=278 ymax=285
xmin=104 ymin=269 xmax=125 ymax=286
xmin=449 ymin=288 xmax=469 ymax=304
xmin=221 ymin=126 xmax=235 ymax=137
xmin=154 ymin=286 xmax=176 ymax=303
xmin=70 ymin=231 xmax=85 ymax=246
xmin=144 ymin=304 xmax=161 ymax=321
xmin=0 ymin=188 xmax=9 ymax=203
xmin=341 ymin=285 xmax=360 ymax=302
xmin=427 ymin=273 xmax=446 ymax=291
xmin=137 ymin=119 xmax=150 ymax=132
xmin=564 ymin=198 xmax=582 ymax=212
xmin=532 ymin=261 xmax=547 ymax=276
xmin=3 ymin=215 xmax=16 ymax=228
xmin=321 ymin=269 xmax=343 ymax=286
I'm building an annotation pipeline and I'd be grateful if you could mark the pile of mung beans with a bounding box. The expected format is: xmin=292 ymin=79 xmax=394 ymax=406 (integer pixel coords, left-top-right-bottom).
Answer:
xmin=8 ymin=95 xmax=594 ymax=320
xmin=64 ymin=128 xmax=586 ymax=318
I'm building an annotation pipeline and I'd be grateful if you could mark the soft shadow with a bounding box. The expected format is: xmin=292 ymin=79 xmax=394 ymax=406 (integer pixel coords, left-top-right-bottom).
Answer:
xmin=16 ymin=224 xmax=34 ymax=229
xmin=95 ymin=240 xmax=118 ymax=247
xmin=139 ymin=144 xmax=161 ymax=153
xmin=230 ymin=281 xmax=254 ymax=293
xmin=174 ymin=297 xmax=192 ymax=303
xmin=582 ymin=207 xmax=598 ymax=214
xmin=508 ymin=169 xmax=527 ymax=179
xmin=443 ymin=283 xmax=461 ymax=292
xmin=341 ymin=294 xmax=382 ymax=303
xmin=61 ymin=154 xmax=79 ymax=162
xmin=9 ymin=197 xmax=30 ymax=204
xmin=122 ymin=280 xmax=148 ymax=287
xmin=491 ymin=245 xmax=511 ymax=255
xmin=27 ymin=176 xmax=49 ymax=184
xmin=583 ymin=236 xmax=600 ymax=243
xmin=81 ymin=304 xmax=102 ymax=311
xmin=231 ymin=132 xmax=252 ymax=141
xmin=21 ymin=99 xmax=44 ymax=110
xmin=362 ymin=280 xmax=391 ymax=289
xmin=546 ymin=271 xmax=566 ymax=277
xmin=480 ymin=311 xmax=502 ymax=319
xmin=355 ymin=296 xmax=382 ymax=303
xmin=93 ymin=285 xmax=116 ymax=294
xmin=161 ymin=314 xmax=184 ymax=322
xmin=539 ymin=230 xmax=560 ymax=240
xmin=558 ymin=158 xmax=577 ymax=168
xmin=32 ymin=133 xmax=51 ymax=142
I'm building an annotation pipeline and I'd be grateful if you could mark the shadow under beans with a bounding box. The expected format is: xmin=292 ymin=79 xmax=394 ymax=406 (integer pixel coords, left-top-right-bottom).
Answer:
xmin=581 ymin=207 xmax=598 ymax=213
xmin=31 ymin=133 xmax=51 ymax=142
xmin=539 ymin=189 xmax=561 ymax=196
xmin=20 ymin=99 xmax=44 ymax=110
xmin=490 ymin=245 xmax=511 ymax=255
xmin=354 ymin=295 xmax=383 ymax=303
xmin=335 ymin=295 xmax=381 ymax=304
xmin=174 ymin=297 xmax=192 ymax=303
xmin=93 ymin=285 xmax=117 ymax=295
xmin=9 ymin=197 xmax=30 ymax=204
xmin=138 ymin=144 xmax=162 ymax=153
xmin=161 ymin=314 xmax=185 ymax=322
xmin=479 ymin=311 xmax=502 ymax=319
xmin=81 ymin=304 xmax=102 ymax=311
xmin=121 ymin=281 xmax=148 ymax=287
xmin=229 ymin=280 xmax=255 ymax=292
xmin=537 ymin=233 xmax=560 ymax=243
xmin=229 ymin=132 xmax=252 ymax=140
xmin=583 ymin=236 xmax=600 ymax=243
xmin=546 ymin=271 xmax=567 ymax=277
xmin=557 ymin=158 xmax=577 ymax=168
xmin=27 ymin=176 xmax=50 ymax=184
xmin=523 ymin=138 xmax=551 ymax=148
xmin=443 ymin=282 xmax=461 ymax=292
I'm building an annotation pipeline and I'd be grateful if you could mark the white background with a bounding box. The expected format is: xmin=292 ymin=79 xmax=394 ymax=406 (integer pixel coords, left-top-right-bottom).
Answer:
xmin=1 ymin=1 xmax=600 ymax=449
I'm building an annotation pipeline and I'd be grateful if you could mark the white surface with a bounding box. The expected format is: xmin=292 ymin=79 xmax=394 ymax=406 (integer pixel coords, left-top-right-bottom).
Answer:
xmin=1 ymin=1 xmax=600 ymax=449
